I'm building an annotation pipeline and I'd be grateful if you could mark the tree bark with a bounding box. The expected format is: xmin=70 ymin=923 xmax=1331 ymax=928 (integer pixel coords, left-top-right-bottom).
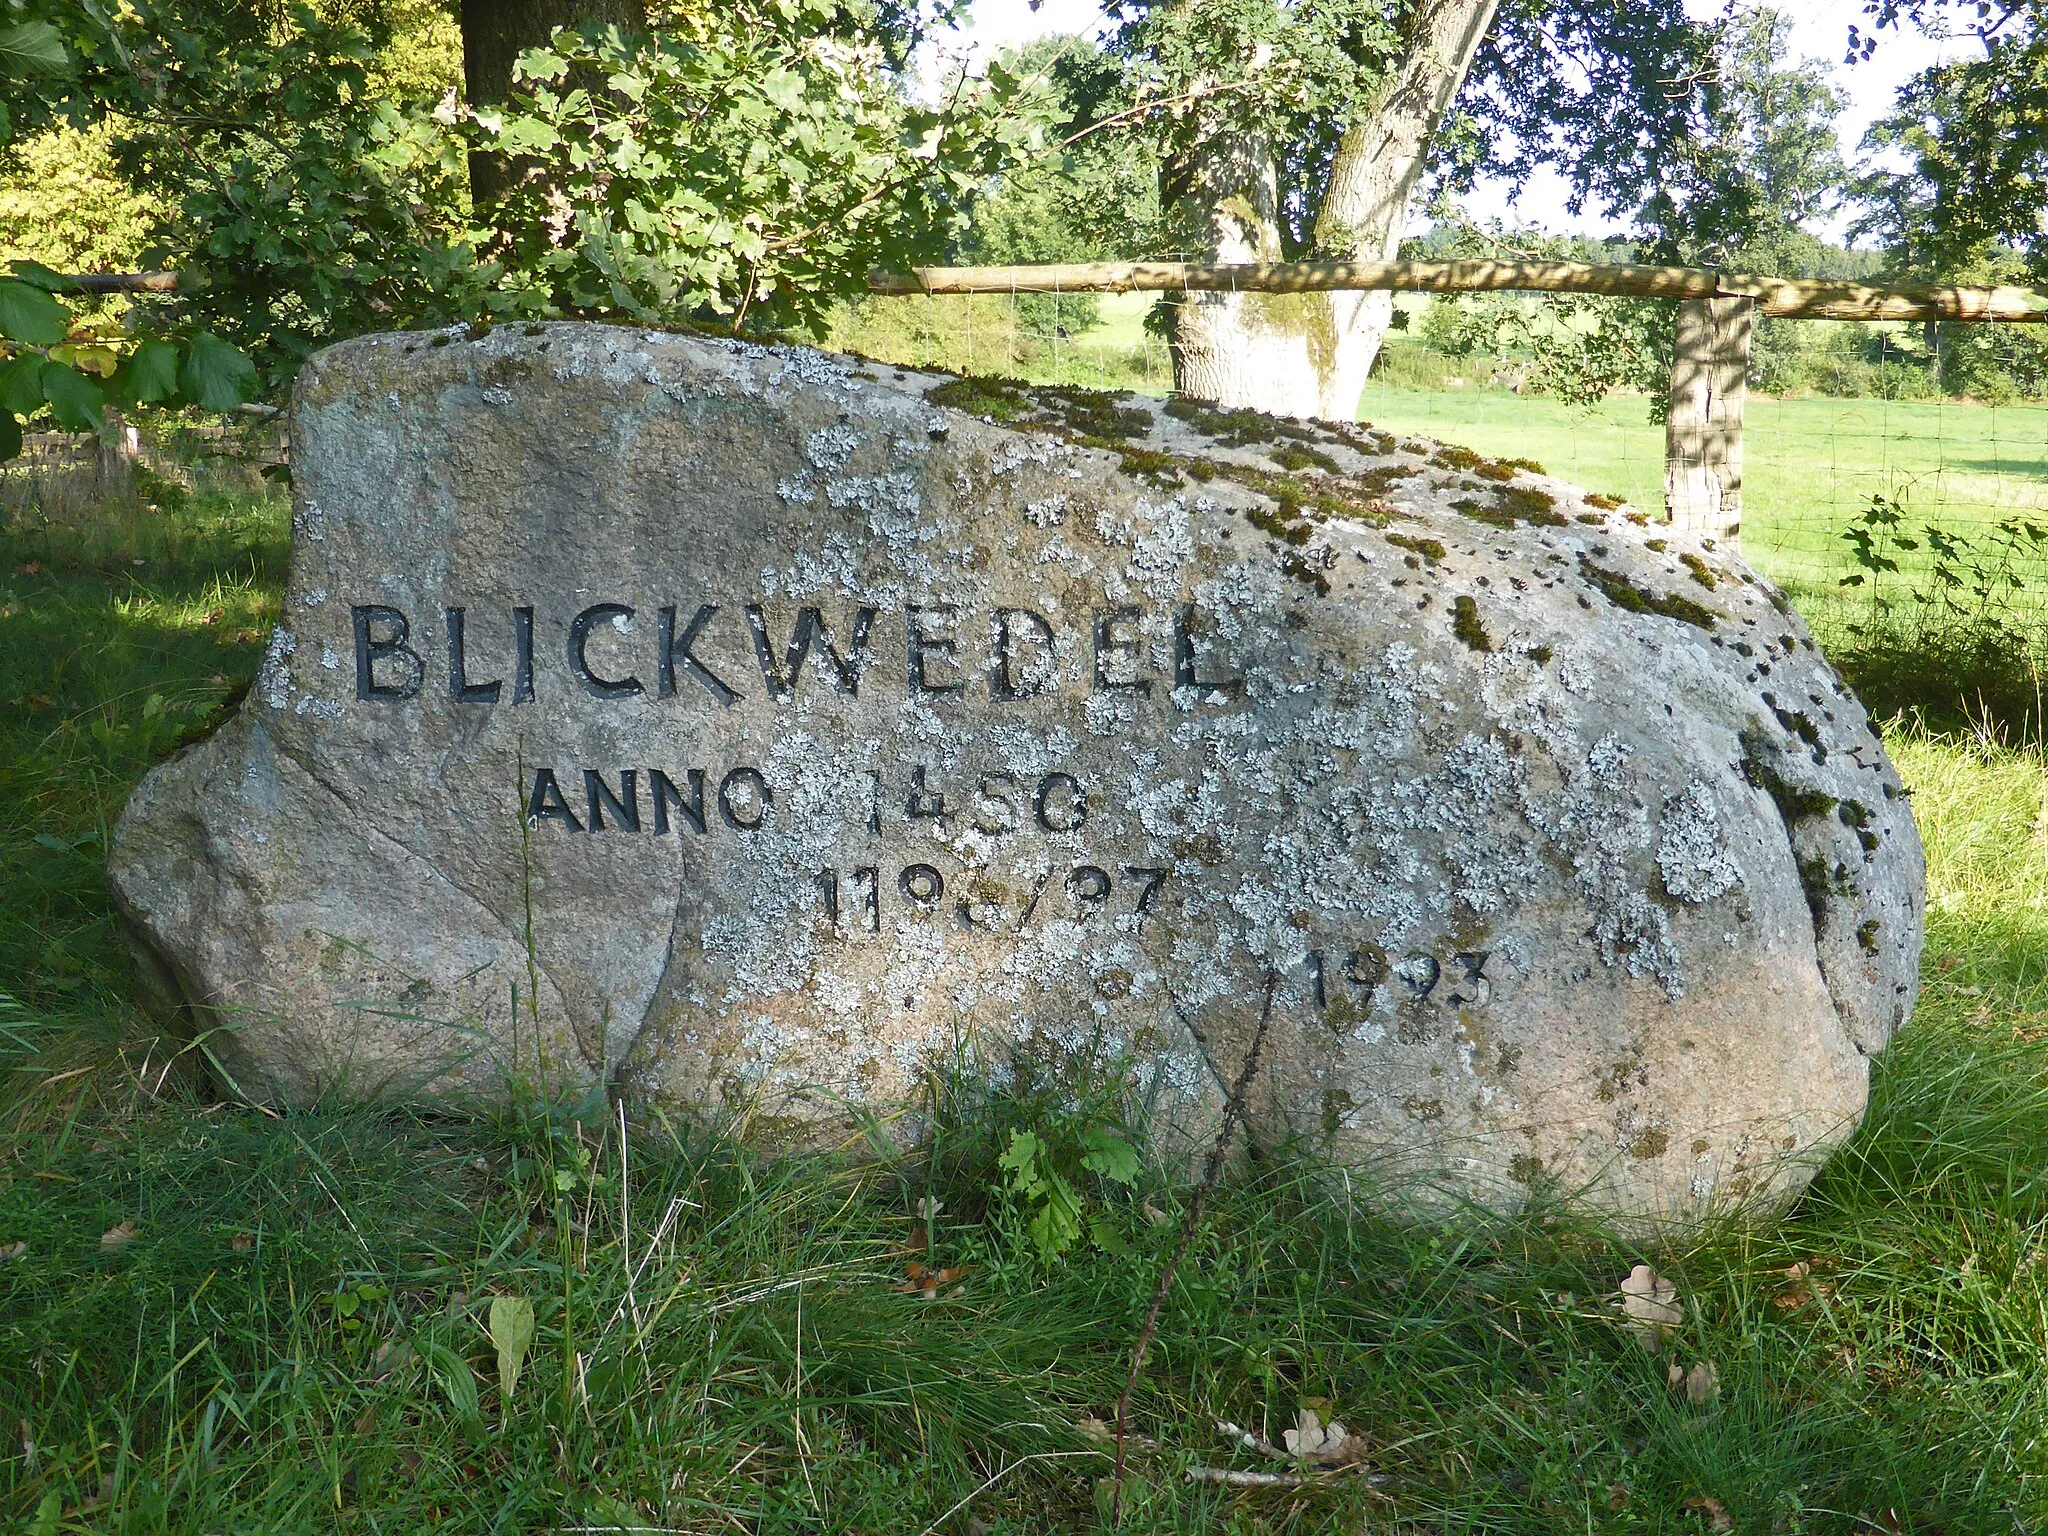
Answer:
xmin=460 ymin=0 xmax=647 ymax=209
xmin=1168 ymin=0 xmax=1500 ymax=420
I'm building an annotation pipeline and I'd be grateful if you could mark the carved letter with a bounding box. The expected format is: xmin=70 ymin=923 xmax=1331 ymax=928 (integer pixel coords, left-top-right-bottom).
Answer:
xmin=1172 ymin=603 xmax=1237 ymax=697
xmin=512 ymin=606 xmax=535 ymax=704
xmin=583 ymin=769 xmax=640 ymax=832
xmin=990 ymin=608 xmax=1055 ymax=701
xmin=352 ymin=604 xmax=422 ymax=701
xmin=568 ymin=604 xmax=644 ymax=700
xmin=746 ymin=605 xmax=876 ymax=701
xmin=718 ymin=766 xmax=772 ymax=830
xmin=526 ymin=768 xmax=582 ymax=831
xmin=651 ymin=768 xmax=707 ymax=835
xmin=659 ymin=604 xmax=739 ymax=705
xmin=906 ymin=603 xmax=964 ymax=699
xmin=446 ymin=607 xmax=502 ymax=703
xmin=1093 ymin=605 xmax=1150 ymax=695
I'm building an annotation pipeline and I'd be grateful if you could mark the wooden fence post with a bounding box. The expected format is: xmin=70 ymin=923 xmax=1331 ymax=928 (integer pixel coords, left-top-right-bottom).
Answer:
xmin=1663 ymin=296 xmax=1753 ymax=548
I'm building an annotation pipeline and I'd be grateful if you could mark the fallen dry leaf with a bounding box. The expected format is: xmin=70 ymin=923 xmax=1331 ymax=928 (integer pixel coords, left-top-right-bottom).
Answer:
xmin=1682 ymin=1360 xmax=1720 ymax=1406
xmin=1775 ymin=1260 xmax=1812 ymax=1309
xmin=892 ymin=1261 xmax=967 ymax=1298
xmin=100 ymin=1221 xmax=139 ymax=1253
xmin=370 ymin=1337 xmax=414 ymax=1379
xmin=1682 ymin=1494 xmax=1734 ymax=1532
xmin=0 ymin=1242 xmax=24 ymax=1262
xmin=1620 ymin=1263 xmax=1683 ymax=1350
xmin=230 ymin=1232 xmax=254 ymax=1253
xmin=15 ymin=562 xmax=41 ymax=576
xmin=1076 ymin=1416 xmax=1159 ymax=1452
xmin=1936 ymin=954 xmax=1962 ymax=974
xmin=1281 ymin=1407 xmax=1367 ymax=1466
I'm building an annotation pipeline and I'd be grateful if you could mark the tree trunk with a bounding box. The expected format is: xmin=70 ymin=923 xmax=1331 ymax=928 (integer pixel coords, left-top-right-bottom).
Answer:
xmin=1164 ymin=132 xmax=1336 ymax=413
xmin=1168 ymin=0 xmax=1499 ymax=420
xmin=461 ymin=0 xmax=647 ymax=209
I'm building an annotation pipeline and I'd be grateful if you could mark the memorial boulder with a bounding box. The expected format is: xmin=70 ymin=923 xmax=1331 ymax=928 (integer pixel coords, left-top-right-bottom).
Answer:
xmin=109 ymin=323 xmax=1924 ymax=1227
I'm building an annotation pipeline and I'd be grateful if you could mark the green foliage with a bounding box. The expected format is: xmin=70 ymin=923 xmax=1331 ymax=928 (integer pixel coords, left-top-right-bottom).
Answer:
xmin=0 ymin=123 xmax=167 ymax=284
xmin=1405 ymin=229 xmax=1669 ymax=408
xmin=0 ymin=266 xmax=258 ymax=458
xmin=0 ymin=2 xmax=1058 ymax=399
xmin=1460 ymin=7 xmax=1847 ymax=274
xmin=1101 ymin=0 xmax=1405 ymax=257
xmin=1854 ymin=494 xmax=2048 ymax=624
xmin=476 ymin=7 xmax=1057 ymax=331
xmin=996 ymin=1118 xmax=1142 ymax=1264
xmin=1854 ymin=1 xmax=2048 ymax=275
xmin=950 ymin=36 xmax=1169 ymax=341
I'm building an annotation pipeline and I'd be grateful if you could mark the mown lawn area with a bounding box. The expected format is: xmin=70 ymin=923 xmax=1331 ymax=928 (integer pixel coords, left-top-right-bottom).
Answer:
xmin=4 ymin=478 xmax=2048 ymax=1534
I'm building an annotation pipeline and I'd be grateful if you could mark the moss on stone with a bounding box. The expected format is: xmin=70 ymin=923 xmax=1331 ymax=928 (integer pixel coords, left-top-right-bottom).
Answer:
xmin=1452 ymin=595 xmax=1495 ymax=653
xmin=1454 ymin=484 xmax=1567 ymax=531
xmin=1577 ymin=556 xmax=1717 ymax=628
xmin=1740 ymin=728 xmax=1838 ymax=823
xmin=1386 ymin=531 xmax=1446 ymax=562
xmin=1269 ymin=441 xmax=1340 ymax=472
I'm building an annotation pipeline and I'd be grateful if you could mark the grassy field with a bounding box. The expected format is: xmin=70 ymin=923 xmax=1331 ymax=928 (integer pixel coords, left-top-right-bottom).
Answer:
xmin=1358 ymin=372 xmax=2048 ymax=621
xmin=6 ymin=465 xmax=2048 ymax=1531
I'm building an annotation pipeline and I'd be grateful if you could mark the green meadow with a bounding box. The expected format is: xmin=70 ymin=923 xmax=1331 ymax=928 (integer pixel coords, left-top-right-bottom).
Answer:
xmin=1358 ymin=374 xmax=2048 ymax=613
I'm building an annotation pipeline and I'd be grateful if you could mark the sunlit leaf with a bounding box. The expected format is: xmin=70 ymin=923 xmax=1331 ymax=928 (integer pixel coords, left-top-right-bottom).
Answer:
xmin=0 ymin=21 xmax=69 ymax=77
xmin=123 ymin=340 xmax=183 ymax=405
xmin=0 ymin=353 xmax=43 ymax=416
xmin=8 ymin=260 xmax=71 ymax=292
xmin=178 ymin=332 xmax=258 ymax=413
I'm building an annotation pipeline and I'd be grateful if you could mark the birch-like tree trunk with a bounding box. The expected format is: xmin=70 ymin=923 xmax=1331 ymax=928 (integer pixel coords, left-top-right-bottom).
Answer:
xmin=1168 ymin=0 xmax=1500 ymax=420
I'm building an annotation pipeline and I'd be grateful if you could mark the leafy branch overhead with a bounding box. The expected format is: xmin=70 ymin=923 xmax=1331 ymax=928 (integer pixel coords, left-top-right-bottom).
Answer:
xmin=0 ymin=263 xmax=255 ymax=460
xmin=0 ymin=0 xmax=1060 ymax=446
xmin=473 ymin=9 xmax=1059 ymax=331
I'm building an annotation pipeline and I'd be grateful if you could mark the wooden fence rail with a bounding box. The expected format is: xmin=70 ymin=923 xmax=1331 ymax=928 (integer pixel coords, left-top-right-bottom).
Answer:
xmin=33 ymin=260 xmax=2048 ymax=547
xmin=865 ymin=258 xmax=2048 ymax=324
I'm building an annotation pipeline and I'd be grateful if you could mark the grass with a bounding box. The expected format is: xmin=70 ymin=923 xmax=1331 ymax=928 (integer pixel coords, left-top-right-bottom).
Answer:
xmin=1356 ymin=372 xmax=2048 ymax=598
xmin=6 ymin=456 xmax=2048 ymax=1532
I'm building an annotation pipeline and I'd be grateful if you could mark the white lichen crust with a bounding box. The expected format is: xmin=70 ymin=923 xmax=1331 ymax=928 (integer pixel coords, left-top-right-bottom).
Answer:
xmin=107 ymin=323 xmax=1925 ymax=1230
